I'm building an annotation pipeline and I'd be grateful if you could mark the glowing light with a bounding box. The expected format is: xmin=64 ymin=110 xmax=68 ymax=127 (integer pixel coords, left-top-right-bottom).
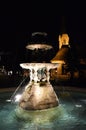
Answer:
xmin=75 ymin=104 xmax=82 ymax=107
xmin=15 ymin=94 xmax=22 ymax=102
xmin=26 ymin=44 xmax=53 ymax=50
xmin=59 ymin=34 xmax=70 ymax=49
xmin=6 ymin=99 xmax=11 ymax=102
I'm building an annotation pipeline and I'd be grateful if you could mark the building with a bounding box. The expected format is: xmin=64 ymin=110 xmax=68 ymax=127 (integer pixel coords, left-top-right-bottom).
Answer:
xmin=50 ymin=33 xmax=79 ymax=82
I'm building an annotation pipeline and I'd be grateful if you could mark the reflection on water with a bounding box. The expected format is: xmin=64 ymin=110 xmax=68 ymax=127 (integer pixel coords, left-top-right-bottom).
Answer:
xmin=0 ymin=90 xmax=86 ymax=130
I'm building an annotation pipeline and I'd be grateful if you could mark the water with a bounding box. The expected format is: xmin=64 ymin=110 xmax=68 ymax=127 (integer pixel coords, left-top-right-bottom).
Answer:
xmin=0 ymin=89 xmax=86 ymax=130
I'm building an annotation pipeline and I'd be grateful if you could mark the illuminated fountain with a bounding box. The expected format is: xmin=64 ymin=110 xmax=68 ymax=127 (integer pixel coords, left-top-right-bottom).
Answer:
xmin=15 ymin=33 xmax=59 ymax=110
xmin=0 ymin=32 xmax=86 ymax=130
xmin=19 ymin=63 xmax=59 ymax=110
xmin=13 ymin=32 xmax=61 ymax=123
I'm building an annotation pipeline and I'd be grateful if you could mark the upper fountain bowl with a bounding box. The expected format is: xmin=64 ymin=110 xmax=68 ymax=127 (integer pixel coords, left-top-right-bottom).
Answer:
xmin=20 ymin=63 xmax=59 ymax=70
xmin=26 ymin=43 xmax=53 ymax=50
xmin=26 ymin=32 xmax=53 ymax=50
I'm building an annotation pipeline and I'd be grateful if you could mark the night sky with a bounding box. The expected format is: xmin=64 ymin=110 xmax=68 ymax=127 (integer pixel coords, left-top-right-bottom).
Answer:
xmin=0 ymin=1 xmax=86 ymax=66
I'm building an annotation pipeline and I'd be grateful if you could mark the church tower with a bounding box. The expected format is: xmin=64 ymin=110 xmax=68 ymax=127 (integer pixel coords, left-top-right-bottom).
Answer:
xmin=59 ymin=33 xmax=70 ymax=49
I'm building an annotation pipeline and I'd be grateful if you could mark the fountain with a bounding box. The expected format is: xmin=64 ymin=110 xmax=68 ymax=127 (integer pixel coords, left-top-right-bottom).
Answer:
xmin=0 ymin=32 xmax=86 ymax=129
xmin=13 ymin=33 xmax=61 ymax=122
xmin=19 ymin=63 xmax=59 ymax=110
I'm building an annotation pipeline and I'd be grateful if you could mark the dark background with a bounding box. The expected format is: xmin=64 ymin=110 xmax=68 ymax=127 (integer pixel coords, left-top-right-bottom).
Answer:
xmin=0 ymin=1 xmax=86 ymax=67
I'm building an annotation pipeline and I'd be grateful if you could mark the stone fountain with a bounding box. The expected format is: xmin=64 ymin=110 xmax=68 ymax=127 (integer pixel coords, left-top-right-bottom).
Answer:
xmin=15 ymin=33 xmax=60 ymax=111
xmin=1 ymin=33 xmax=85 ymax=129
xmin=19 ymin=63 xmax=59 ymax=110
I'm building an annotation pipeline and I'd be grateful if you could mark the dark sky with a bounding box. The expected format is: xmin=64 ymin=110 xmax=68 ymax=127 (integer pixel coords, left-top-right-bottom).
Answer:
xmin=0 ymin=1 xmax=86 ymax=59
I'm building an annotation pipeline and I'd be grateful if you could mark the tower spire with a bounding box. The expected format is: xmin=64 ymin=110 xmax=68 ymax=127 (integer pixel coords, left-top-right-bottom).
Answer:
xmin=58 ymin=16 xmax=70 ymax=49
xmin=60 ymin=16 xmax=67 ymax=35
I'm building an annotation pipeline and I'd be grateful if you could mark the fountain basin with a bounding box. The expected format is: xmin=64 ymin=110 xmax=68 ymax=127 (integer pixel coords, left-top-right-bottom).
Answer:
xmin=15 ymin=105 xmax=62 ymax=124
xmin=0 ymin=87 xmax=86 ymax=130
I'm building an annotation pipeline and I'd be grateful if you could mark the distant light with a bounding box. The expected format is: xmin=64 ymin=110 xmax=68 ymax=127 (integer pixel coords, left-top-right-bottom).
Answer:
xmin=8 ymin=70 xmax=13 ymax=75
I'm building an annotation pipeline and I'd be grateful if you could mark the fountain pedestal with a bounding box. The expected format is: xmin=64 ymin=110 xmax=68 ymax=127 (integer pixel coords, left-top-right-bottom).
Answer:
xmin=19 ymin=63 xmax=59 ymax=110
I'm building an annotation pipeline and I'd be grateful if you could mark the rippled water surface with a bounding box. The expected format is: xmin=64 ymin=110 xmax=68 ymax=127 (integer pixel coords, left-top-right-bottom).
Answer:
xmin=0 ymin=89 xmax=86 ymax=130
